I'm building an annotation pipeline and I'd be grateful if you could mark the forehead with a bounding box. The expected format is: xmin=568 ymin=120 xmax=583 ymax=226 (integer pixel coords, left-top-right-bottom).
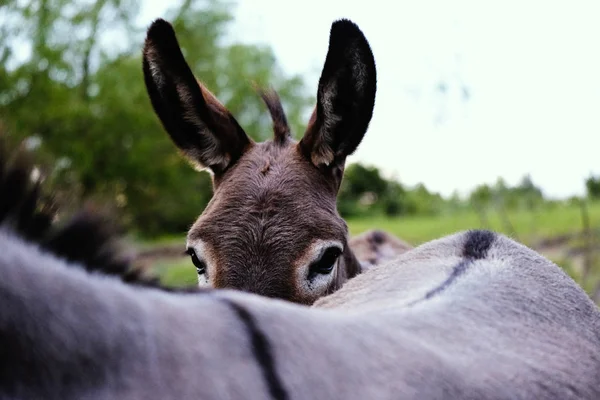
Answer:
xmin=189 ymin=140 xmax=346 ymax=244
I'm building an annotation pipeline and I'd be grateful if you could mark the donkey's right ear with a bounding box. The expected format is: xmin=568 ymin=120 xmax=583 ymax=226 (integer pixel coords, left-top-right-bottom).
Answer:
xmin=142 ymin=19 xmax=252 ymax=174
xmin=299 ymin=19 xmax=376 ymax=169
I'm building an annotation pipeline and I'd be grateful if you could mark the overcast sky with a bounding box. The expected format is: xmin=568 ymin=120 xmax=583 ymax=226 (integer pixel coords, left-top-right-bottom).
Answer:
xmin=142 ymin=0 xmax=600 ymax=199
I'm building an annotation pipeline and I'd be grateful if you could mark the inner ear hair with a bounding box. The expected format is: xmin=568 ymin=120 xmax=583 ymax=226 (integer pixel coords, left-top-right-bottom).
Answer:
xmin=299 ymin=18 xmax=377 ymax=169
xmin=142 ymin=18 xmax=252 ymax=175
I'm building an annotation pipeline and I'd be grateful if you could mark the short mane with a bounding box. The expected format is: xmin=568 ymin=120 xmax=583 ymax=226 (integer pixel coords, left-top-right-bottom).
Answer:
xmin=256 ymin=87 xmax=290 ymax=144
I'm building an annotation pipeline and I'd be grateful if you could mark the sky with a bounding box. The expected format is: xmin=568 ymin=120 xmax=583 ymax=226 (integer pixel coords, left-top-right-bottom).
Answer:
xmin=141 ymin=0 xmax=600 ymax=199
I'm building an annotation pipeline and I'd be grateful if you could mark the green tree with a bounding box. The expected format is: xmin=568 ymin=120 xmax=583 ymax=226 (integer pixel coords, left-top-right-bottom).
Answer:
xmin=585 ymin=175 xmax=600 ymax=199
xmin=337 ymin=163 xmax=389 ymax=217
xmin=339 ymin=163 xmax=388 ymax=198
xmin=0 ymin=0 xmax=313 ymax=236
xmin=447 ymin=189 xmax=466 ymax=213
xmin=380 ymin=180 xmax=407 ymax=216
xmin=163 ymin=0 xmax=313 ymax=140
xmin=513 ymin=174 xmax=544 ymax=210
xmin=403 ymin=183 xmax=443 ymax=216
xmin=469 ymin=183 xmax=493 ymax=208
xmin=469 ymin=183 xmax=493 ymax=227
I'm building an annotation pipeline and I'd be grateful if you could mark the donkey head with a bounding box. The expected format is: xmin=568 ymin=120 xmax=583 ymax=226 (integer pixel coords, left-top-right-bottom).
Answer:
xmin=142 ymin=18 xmax=376 ymax=304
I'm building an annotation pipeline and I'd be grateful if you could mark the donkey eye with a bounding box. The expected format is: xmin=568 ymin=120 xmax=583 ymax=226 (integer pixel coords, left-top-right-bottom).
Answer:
xmin=186 ymin=248 xmax=206 ymax=275
xmin=310 ymin=247 xmax=342 ymax=275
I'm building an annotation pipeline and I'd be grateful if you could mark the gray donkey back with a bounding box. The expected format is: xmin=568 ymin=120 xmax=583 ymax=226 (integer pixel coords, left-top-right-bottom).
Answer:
xmin=0 ymin=139 xmax=599 ymax=399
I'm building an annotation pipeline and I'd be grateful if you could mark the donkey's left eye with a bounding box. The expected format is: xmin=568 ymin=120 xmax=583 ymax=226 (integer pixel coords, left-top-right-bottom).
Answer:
xmin=186 ymin=248 xmax=207 ymax=275
xmin=310 ymin=247 xmax=342 ymax=275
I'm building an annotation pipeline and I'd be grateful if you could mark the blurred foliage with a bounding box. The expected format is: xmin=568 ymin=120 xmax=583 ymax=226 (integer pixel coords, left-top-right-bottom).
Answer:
xmin=586 ymin=175 xmax=600 ymax=200
xmin=337 ymin=162 xmax=554 ymax=224
xmin=0 ymin=0 xmax=597 ymax=269
xmin=337 ymin=164 xmax=389 ymax=217
xmin=0 ymin=0 xmax=313 ymax=236
xmin=337 ymin=163 xmax=448 ymax=219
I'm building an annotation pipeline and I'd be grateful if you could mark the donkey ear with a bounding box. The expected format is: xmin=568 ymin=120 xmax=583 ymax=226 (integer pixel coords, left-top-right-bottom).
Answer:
xmin=299 ymin=19 xmax=377 ymax=168
xmin=142 ymin=19 xmax=252 ymax=174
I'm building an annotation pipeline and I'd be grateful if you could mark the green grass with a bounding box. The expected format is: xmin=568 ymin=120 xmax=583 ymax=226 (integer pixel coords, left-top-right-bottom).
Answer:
xmin=346 ymin=201 xmax=600 ymax=246
xmin=150 ymin=257 xmax=197 ymax=287
xmin=138 ymin=201 xmax=600 ymax=249
xmin=145 ymin=201 xmax=600 ymax=289
xmin=130 ymin=233 xmax=186 ymax=250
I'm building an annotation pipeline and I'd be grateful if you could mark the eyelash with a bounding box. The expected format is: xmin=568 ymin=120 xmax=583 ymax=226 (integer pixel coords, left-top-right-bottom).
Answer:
xmin=185 ymin=248 xmax=207 ymax=275
xmin=309 ymin=246 xmax=342 ymax=276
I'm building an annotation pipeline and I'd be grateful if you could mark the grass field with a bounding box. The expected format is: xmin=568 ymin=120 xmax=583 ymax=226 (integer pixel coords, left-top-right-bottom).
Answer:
xmin=144 ymin=201 xmax=600 ymax=293
xmin=347 ymin=201 xmax=600 ymax=246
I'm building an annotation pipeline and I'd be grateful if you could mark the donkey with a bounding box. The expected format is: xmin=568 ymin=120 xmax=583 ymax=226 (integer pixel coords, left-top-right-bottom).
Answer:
xmin=349 ymin=228 xmax=412 ymax=270
xmin=142 ymin=18 xmax=411 ymax=304
xmin=1 ymin=134 xmax=600 ymax=400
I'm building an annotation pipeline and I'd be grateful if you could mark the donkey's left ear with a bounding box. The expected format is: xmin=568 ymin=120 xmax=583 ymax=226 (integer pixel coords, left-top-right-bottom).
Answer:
xmin=299 ymin=19 xmax=377 ymax=168
xmin=142 ymin=19 xmax=251 ymax=175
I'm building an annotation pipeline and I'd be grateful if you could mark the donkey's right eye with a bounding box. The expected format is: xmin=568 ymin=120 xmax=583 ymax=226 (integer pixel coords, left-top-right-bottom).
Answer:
xmin=186 ymin=248 xmax=206 ymax=275
xmin=310 ymin=246 xmax=342 ymax=275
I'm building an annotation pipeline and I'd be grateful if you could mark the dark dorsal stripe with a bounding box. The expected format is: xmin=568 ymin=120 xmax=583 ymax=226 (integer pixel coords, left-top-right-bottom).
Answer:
xmin=422 ymin=259 xmax=470 ymax=301
xmin=413 ymin=230 xmax=497 ymax=304
xmin=462 ymin=229 xmax=496 ymax=260
xmin=223 ymin=300 xmax=288 ymax=400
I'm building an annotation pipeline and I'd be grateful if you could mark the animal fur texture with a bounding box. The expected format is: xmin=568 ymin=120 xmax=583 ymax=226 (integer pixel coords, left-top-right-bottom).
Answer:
xmin=1 ymin=136 xmax=599 ymax=399
xmin=142 ymin=18 xmax=407 ymax=304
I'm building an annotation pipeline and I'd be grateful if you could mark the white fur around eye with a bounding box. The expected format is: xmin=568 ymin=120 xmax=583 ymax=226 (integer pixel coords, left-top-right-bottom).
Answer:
xmin=197 ymin=272 xmax=209 ymax=287
xmin=295 ymin=240 xmax=343 ymax=296
xmin=185 ymin=239 xmax=213 ymax=288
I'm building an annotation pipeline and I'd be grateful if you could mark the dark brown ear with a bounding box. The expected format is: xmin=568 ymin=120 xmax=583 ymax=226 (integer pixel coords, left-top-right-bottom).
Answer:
xmin=142 ymin=19 xmax=252 ymax=174
xmin=299 ymin=19 xmax=377 ymax=168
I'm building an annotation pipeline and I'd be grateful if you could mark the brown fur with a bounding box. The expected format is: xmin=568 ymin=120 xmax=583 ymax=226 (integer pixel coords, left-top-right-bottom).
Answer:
xmin=256 ymin=87 xmax=291 ymax=144
xmin=142 ymin=18 xmax=408 ymax=304
xmin=349 ymin=230 xmax=413 ymax=271
xmin=189 ymin=141 xmax=357 ymax=303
